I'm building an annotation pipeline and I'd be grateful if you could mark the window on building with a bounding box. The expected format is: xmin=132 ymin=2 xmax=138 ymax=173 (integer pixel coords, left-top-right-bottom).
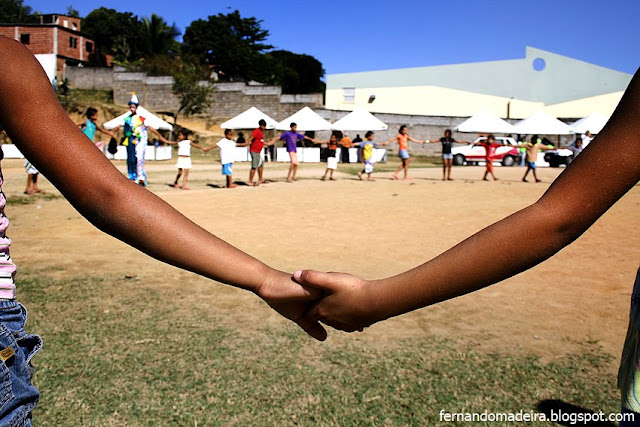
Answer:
xmin=343 ymin=87 xmax=355 ymax=103
xmin=63 ymin=19 xmax=69 ymax=28
xmin=69 ymin=37 xmax=77 ymax=49
xmin=20 ymin=34 xmax=30 ymax=45
xmin=72 ymin=22 xmax=77 ymax=30
xmin=86 ymin=41 xmax=93 ymax=53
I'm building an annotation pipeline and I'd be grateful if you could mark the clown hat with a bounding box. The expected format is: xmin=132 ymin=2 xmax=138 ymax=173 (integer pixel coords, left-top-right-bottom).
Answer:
xmin=128 ymin=93 xmax=139 ymax=106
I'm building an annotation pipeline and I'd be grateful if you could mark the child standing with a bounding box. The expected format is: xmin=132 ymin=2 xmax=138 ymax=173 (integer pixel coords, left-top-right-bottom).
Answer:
xmin=383 ymin=125 xmax=425 ymax=180
xmin=478 ymin=134 xmax=505 ymax=181
xmin=310 ymin=133 xmax=340 ymax=181
xmin=425 ymin=129 xmax=471 ymax=181
xmin=76 ymin=107 xmax=115 ymax=152
xmin=247 ymin=119 xmax=275 ymax=186
xmin=518 ymin=135 xmax=554 ymax=183
xmin=209 ymin=129 xmax=238 ymax=188
xmin=274 ymin=122 xmax=313 ymax=182
xmin=356 ymin=131 xmax=391 ymax=181
xmin=165 ymin=129 xmax=208 ymax=190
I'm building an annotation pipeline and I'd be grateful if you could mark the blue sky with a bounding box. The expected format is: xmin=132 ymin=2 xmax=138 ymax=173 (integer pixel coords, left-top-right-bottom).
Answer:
xmin=25 ymin=0 xmax=640 ymax=75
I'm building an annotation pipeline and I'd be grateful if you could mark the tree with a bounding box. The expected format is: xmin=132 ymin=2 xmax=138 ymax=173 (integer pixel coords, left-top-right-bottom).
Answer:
xmin=82 ymin=7 xmax=141 ymax=63
xmin=0 ymin=0 xmax=39 ymax=23
xmin=171 ymin=63 xmax=214 ymax=129
xmin=264 ymin=50 xmax=325 ymax=94
xmin=66 ymin=5 xmax=79 ymax=18
xmin=139 ymin=14 xmax=180 ymax=58
xmin=182 ymin=10 xmax=272 ymax=82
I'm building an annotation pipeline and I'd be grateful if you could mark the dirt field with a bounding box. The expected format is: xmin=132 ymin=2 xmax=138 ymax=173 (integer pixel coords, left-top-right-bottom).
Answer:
xmin=3 ymin=157 xmax=639 ymax=372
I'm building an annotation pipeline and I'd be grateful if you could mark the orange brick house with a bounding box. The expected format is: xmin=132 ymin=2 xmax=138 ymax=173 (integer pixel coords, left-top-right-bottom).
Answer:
xmin=0 ymin=14 xmax=106 ymax=81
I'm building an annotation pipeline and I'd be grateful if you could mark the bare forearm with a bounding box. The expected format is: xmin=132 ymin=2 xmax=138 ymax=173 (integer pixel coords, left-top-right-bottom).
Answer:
xmin=79 ymin=180 xmax=270 ymax=291
xmin=370 ymin=202 xmax=580 ymax=321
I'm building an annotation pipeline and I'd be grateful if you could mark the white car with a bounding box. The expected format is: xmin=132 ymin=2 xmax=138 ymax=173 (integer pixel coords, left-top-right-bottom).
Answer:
xmin=451 ymin=136 xmax=522 ymax=167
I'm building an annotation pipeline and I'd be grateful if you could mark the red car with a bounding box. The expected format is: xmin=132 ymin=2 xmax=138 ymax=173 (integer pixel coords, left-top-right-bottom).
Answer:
xmin=451 ymin=136 xmax=521 ymax=167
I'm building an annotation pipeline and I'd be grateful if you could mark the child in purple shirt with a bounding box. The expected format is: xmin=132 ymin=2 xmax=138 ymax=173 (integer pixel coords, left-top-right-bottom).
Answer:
xmin=274 ymin=122 xmax=312 ymax=182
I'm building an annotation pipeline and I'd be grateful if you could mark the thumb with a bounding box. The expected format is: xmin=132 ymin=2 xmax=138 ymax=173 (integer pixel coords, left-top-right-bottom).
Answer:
xmin=293 ymin=270 xmax=342 ymax=294
xmin=295 ymin=317 xmax=327 ymax=341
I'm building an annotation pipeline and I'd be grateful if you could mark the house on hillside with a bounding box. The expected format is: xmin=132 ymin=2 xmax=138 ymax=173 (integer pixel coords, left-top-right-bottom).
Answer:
xmin=0 ymin=13 xmax=107 ymax=82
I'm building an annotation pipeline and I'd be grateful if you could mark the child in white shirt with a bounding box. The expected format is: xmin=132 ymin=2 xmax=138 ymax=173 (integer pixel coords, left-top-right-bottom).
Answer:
xmin=167 ymin=129 xmax=208 ymax=190
xmin=209 ymin=129 xmax=238 ymax=188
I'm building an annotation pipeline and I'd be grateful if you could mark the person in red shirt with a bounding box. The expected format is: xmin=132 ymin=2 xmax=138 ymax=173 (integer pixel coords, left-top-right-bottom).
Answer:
xmin=247 ymin=119 xmax=275 ymax=186
xmin=479 ymin=134 xmax=506 ymax=181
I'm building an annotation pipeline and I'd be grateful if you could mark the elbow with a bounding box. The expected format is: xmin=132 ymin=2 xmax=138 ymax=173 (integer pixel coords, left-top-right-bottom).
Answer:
xmin=531 ymin=198 xmax=591 ymax=249
xmin=66 ymin=176 xmax=129 ymax=234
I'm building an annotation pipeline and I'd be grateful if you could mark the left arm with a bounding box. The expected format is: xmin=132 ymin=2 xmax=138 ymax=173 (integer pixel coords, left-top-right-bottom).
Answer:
xmin=97 ymin=125 xmax=116 ymax=139
xmin=148 ymin=127 xmax=169 ymax=144
xmin=190 ymin=142 xmax=208 ymax=151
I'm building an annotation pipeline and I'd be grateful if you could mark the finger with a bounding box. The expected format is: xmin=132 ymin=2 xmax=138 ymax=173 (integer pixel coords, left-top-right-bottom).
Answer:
xmin=296 ymin=317 xmax=327 ymax=341
xmin=306 ymin=304 xmax=359 ymax=334
xmin=293 ymin=270 xmax=343 ymax=293
xmin=282 ymin=278 xmax=325 ymax=302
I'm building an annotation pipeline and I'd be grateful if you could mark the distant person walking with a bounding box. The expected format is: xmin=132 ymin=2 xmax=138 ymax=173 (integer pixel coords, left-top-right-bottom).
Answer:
xmin=383 ymin=125 xmax=425 ymax=180
xmin=426 ymin=129 xmax=471 ymax=181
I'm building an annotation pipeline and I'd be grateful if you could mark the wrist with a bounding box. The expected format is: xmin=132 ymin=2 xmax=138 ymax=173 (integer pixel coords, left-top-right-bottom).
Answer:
xmin=366 ymin=278 xmax=396 ymax=324
xmin=252 ymin=265 xmax=282 ymax=298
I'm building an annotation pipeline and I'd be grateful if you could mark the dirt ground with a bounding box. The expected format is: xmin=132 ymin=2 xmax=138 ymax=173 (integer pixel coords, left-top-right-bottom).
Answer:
xmin=3 ymin=157 xmax=639 ymax=371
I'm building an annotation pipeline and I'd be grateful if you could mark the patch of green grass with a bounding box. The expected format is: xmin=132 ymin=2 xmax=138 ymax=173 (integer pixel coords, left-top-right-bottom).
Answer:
xmin=6 ymin=192 xmax=61 ymax=205
xmin=65 ymin=89 xmax=113 ymax=105
xmin=18 ymin=273 xmax=618 ymax=426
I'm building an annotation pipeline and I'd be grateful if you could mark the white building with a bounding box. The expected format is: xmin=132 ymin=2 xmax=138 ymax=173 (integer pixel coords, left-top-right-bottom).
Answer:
xmin=325 ymin=47 xmax=632 ymax=119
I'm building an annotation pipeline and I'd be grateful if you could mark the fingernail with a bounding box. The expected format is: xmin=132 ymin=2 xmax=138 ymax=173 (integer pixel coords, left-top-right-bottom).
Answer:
xmin=293 ymin=270 xmax=302 ymax=280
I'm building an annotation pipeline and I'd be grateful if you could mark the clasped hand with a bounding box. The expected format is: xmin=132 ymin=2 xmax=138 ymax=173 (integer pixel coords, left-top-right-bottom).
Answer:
xmin=256 ymin=269 xmax=383 ymax=341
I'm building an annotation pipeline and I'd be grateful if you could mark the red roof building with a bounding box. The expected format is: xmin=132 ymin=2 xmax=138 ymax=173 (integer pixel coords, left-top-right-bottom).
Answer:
xmin=0 ymin=14 xmax=105 ymax=81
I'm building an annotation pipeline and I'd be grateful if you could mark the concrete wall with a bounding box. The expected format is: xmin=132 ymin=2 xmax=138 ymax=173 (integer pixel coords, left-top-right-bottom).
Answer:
xmin=107 ymin=71 xmax=323 ymax=119
xmin=66 ymin=67 xmax=114 ymax=90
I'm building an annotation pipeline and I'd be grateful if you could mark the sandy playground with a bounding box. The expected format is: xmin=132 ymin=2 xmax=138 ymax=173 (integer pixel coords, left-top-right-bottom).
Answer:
xmin=3 ymin=157 xmax=639 ymax=371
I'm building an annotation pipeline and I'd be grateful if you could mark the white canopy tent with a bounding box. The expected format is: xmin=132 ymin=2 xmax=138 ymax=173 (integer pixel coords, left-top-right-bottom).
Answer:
xmin=513 ymin=111 xmax=574 ymax=135
xmin=276 ymin=107 xmax=332 ymax=131
xmin=103 ymin=106 xmax=174 ymax=131
xmin=455 ymin=110 xmax=516 ymax=134
xmin=331 ymin=109 xmax=388 ymax=131
xmin=570 ymin=112 xmax=609 ymax=134
xmin=220 ymin=107 xmax=277 ymax=130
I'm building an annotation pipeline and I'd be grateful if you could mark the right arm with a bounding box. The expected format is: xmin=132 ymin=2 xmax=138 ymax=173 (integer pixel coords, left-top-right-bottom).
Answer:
xmin=382 ymin=135 xmax=398 ymax=145
xmin=296 ymin=67 xmax=640 ymax=332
